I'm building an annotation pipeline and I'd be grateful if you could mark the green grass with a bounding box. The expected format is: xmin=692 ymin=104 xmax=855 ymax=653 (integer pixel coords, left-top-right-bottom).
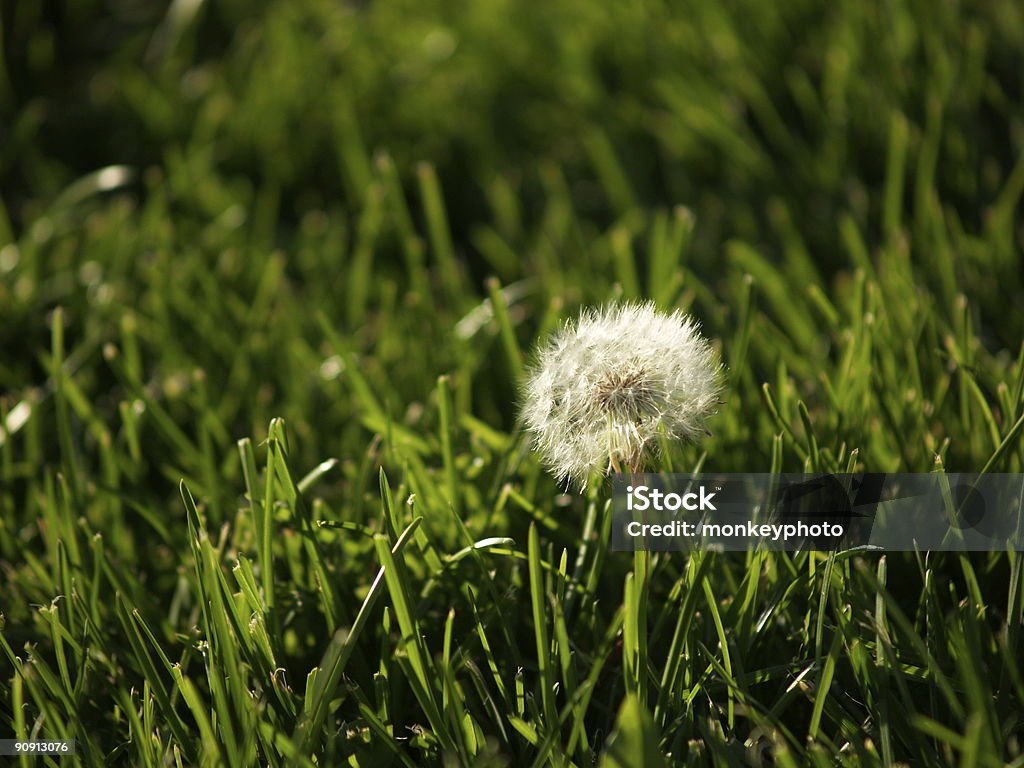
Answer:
xmin=2 ymin=0 xmax=1024 ymax=765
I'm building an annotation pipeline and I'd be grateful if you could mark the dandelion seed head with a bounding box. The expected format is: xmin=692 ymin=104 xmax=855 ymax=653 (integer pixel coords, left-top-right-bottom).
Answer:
xmin=521 ymin=301 xmax=723 ymax=487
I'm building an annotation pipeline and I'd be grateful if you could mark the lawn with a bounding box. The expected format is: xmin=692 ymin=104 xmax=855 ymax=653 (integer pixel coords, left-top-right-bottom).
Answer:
xmin=2 ymin=0 xmax=1024 ymax=765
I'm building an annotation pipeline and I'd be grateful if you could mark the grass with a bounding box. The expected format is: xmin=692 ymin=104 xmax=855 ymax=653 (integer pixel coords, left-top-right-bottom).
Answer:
xmin=2 ymin=0 xmax=1024 ymax=765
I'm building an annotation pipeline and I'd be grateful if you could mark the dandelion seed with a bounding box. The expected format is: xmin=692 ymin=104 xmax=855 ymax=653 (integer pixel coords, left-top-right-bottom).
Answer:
xmin=521 ymin=301 xmax=723 ymax=487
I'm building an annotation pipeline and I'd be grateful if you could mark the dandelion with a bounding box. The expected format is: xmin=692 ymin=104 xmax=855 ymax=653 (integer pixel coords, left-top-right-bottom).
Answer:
xmin=521 ymin=301 xmax=723 ymax=487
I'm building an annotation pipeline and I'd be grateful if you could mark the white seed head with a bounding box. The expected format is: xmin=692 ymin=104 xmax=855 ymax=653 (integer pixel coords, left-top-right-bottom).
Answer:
xmin=521 ymin=301 xmax=723 ymax=487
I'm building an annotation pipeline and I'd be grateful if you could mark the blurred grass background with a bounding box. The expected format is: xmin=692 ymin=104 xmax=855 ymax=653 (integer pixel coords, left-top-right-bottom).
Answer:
xmin=2 ymin=0 xmax=1024 ymax=765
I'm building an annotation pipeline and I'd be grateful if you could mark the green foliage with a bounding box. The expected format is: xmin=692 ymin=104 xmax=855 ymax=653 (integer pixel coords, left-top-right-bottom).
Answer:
xmin=2 ymin=0 xmax=1024 ymax=765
